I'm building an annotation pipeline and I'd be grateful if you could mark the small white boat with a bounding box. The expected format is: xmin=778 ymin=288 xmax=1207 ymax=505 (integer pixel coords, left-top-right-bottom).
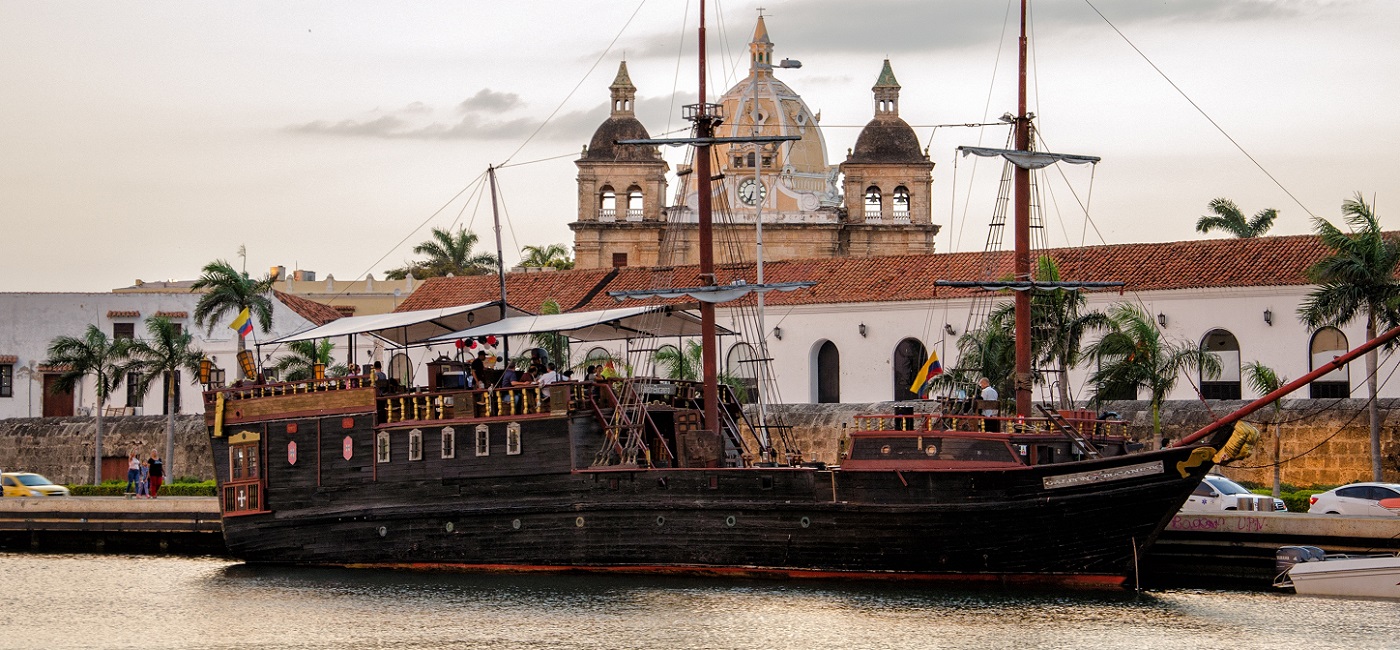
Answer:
xmin=1276 ymin=546 xmax=1400 ymax=599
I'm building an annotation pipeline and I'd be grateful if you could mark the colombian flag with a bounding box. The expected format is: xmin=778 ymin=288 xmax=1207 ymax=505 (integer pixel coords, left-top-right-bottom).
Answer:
xmin=229 ymin=307 xmax=253 ymax=338
xmin=908 ymin=350 xmax=943 ymax=396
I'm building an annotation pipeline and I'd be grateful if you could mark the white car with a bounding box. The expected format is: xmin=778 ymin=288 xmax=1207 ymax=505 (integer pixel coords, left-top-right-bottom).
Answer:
xmin=1181 ymin=474 xmax=1286 ymax=513
xmin=1308 ymin=482 xmax=1400 ymax=516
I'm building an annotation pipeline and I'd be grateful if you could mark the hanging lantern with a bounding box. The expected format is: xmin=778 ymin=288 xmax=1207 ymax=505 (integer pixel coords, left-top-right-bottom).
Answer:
xmin=312 ymin=363 xmax=326 ymax=380
xmin=237 ymin=349 xmax=257 ymax=379
xmin=199 ymin=358 xmax=212 ymax=385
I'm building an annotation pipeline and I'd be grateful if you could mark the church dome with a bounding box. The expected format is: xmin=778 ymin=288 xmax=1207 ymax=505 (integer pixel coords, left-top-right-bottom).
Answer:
xmin=849 ymin=117 xmax=924 ymax=164
xmin=583 ymin=116 xmax=657 ymax=162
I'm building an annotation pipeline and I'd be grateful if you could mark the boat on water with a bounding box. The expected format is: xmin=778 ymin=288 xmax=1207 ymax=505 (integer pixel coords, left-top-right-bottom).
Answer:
xmin=1276 ymin=546 xmax=1400 ymax=599
xmin=197 ymin=1 xmax=1394 ymax=586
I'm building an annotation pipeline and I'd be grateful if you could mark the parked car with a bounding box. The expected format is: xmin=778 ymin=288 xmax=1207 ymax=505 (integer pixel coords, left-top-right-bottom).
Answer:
xmin=1180 ymin=474 xmax=1287 ymax=513
xmin=0 ymin=472 xmax=71 ymax=497
xmin=1308 ymin=482 xmax=1400 ymax=516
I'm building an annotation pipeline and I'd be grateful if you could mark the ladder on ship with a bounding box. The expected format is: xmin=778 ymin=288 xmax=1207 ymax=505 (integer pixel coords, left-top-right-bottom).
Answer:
xmin=591 ymin=381 xmax=654 ymax=468
xmin=1035 ymin=404 xmax=1102 ymax=459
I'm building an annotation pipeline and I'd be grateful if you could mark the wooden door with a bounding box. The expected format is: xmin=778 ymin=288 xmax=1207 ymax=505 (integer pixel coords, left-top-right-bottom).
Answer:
xmin=42 ymin=374 xmax=74 ymax=417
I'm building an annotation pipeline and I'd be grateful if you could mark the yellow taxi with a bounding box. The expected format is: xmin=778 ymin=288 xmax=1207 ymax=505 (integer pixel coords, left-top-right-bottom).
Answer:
xmin=1 ymin=472 xmax=71 ymax=497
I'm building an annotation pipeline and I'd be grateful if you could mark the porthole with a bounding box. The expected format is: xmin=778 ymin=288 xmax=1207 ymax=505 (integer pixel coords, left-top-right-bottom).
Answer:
xmin=377 ymin=526 xmax=387 ymax=537
xmin=880 ymin=445 xmax=892 ymax=455
xmin=725 ymin=515 xmax=736 ymax=527
xmin=512 ymin=518 xmax=522 ymax=530
xmin=444 ymin=522 xmax=454 ymax=533
xmin=656 ymin=515 xmax=666 ymax=526
xmin=926 ymin=445 xmax=938 ymax=456
xmin=576 ymin=516 xmax=586 ymax=528
xmin=800 ymin=516 xmax=811 ymax=528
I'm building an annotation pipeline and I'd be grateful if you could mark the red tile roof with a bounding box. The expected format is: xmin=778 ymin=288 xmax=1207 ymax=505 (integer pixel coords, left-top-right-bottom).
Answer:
xmin=395 ymin=233 xmax=1337 ymax=313
xmin=154 ymin=311 xmax=188 ymax=319
xmin=0 ymin=355 xmax=17 ymax=365
xmin=106 ymin=310 xmax=140 ymax=318
xmin=273 ymin=290 xmax=343 ymax=326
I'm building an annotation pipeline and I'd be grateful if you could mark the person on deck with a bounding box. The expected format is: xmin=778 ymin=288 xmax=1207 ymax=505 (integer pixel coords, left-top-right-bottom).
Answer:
xmin=147 ymin=452 xmax=165 ymax=499
xmin=978 ymin=377 xmax=1000 ymax=433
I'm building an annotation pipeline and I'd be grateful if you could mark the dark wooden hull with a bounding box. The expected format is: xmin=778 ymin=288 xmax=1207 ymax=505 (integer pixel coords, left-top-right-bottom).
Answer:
xmin=209 ymin=409 xmax=1226 ymax=582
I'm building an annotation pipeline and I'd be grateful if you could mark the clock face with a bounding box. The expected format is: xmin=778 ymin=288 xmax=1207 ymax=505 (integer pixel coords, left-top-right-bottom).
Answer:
xmin=738 ymin=178 xmax=767 ymax=206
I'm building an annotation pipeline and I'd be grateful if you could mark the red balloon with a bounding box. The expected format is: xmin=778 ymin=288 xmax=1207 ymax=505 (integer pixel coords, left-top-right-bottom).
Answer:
xmin=454 ymin=339 xmax=465 ymax=349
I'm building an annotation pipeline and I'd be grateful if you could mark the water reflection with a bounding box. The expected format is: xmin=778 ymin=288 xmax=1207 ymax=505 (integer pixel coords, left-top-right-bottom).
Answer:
xmin=1 ymin=554 xmax=1396 ymax=650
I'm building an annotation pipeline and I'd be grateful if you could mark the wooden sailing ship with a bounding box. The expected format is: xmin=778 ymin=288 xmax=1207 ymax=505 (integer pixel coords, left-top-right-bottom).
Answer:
xmin=198 ymin=0 xmax=1386 ymax=585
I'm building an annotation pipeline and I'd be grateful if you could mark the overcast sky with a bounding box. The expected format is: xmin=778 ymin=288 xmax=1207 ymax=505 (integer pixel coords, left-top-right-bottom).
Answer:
xmin=1 ymin=0 xmax=1396 ymax=292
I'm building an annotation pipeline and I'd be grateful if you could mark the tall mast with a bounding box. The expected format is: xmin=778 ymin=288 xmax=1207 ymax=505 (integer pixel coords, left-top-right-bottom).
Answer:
xmin=488 ymin=165 xmax=510 ymax=364
xmin=1012 ymin=0 xmax=1032 ymax=417
xmin=695 ymin=0 xmax=720 ymax=435
xmin=750 ymin=14 xmax=771 ymax=462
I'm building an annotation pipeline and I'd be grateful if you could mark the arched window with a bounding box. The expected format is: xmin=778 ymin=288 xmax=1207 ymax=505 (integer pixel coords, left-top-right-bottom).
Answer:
xmin=653 ymin=344 xmax=682 ymax=379
xmin=892 ymin=338 xmax=928 ymax=401
xmin=389 ymin=352 xmax=413 ymax=387
xmin=1200 ymin=329 xmax=1241 ymax=400
xmin=892 ymin=186 xmax=911 ymax=223
xmin=815 ymin=340 xmax=840 ymax=403
xmin=585 ymin=347 xmax=612 ymax=365
xmin=1309 ymin=327 xmax=1350 ymax=398
xmin=626 ymin=186 xmax=644 ymax=221
xmin=864 ymin=186 xmax=882 ymax=221
xmin=599 ymin=186 xmax=616 ymax=222
xmin=726 ymin=343 xmax=758 ymax=404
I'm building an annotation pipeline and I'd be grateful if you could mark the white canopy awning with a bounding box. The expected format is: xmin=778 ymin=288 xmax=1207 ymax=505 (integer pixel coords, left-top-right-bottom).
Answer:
xmin=271 ymin=301 xmax=528 ymax=346
xmin=428 ymin=305 xmax=730 ymax=343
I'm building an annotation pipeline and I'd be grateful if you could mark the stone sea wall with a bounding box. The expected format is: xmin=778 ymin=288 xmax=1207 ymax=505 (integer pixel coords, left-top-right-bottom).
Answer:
xmin=0 ymin=415 xmax=211 ymax=485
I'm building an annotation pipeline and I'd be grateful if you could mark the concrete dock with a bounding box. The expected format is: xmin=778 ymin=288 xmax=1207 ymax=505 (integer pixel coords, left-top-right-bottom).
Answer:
xmin=0 ymin=496 xmax=224 ymax=554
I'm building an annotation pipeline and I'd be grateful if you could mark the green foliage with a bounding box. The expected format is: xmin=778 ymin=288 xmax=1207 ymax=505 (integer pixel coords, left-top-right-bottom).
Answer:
xmin=1086 ymin=303 xmax=1221 ymax=434
xmin=386 ymin=227 xmax=498 ymax=280
xmin=270 ymin=339 xmax=347 ymax=381
xmin=191 ymin=259 xmax=275 ymax=337
xmin=520 ymin=243 xmax=575 ymax=270
xmin=1195 ymin=197 xmax=1278 ymax=238
xmin=529 ymin=299 xmax=571 ymax=368
xmin=932 ymin=312 xmax=1017 ymax=407
xmin=126 ymin=316 xmax=204 ymax=403
xmin=68 ymin=480 xmax=217 ymax=497
xmin=44 ymin=324 xmax=131 ymax=403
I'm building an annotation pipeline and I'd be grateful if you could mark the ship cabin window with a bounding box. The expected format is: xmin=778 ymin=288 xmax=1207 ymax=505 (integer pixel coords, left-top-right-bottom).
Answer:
xmin=475 ymin=424 xmax=490 ymax=457
xmin=441 ymin=427 xmax=456 ymax=459
xmin=1309 ymin=326 xmax=1350 ymax=398
xmin=376 ymin=431 xmax=390 ymax=463
xmin=229 ymin=443 xmax=260 ymax=481
xmin=408 ymin=429 xmax=423 ymax=461
xmin=223 ymin=483 xmax=260 ymax=514
xmin=864 ymin=186 xmax=882 ymax=219
xmin=506 ymin=423 xmax=521 ymax=455
xmin=1199 ymin=329 xmax=1241 ymax=400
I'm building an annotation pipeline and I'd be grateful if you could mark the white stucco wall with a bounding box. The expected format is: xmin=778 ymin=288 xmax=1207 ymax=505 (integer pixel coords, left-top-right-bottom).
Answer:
xmin=0 ymin=293 xmax=320 ymax=419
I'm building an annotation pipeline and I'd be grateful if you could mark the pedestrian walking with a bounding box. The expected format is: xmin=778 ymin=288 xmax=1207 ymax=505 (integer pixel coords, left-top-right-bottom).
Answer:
xmin=147 ymin=452 xmax=165 ymax=499
xmin=136 ymin=461 xmax=150 ymax=498
xmin=126 ymin=453 xmax=141 ymax=495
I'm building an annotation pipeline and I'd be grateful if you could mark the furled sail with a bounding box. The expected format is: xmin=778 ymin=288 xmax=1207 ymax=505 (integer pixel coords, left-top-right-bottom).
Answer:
xmin=957 ymin=146 xmax=1100 ymax=170
xmin=609 ymin=281 xmax=816 ymax=304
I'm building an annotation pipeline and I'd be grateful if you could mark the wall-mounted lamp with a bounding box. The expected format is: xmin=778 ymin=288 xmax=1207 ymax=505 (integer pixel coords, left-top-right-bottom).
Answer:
xmin=944 ymin=324 xmax=957 ymax=336
xmin=772 ymin=326 xmax=783 ymax=341
xmin=858 ymin=323 xmax=868 ymax=338
xmin=1157 ymin=313 xmax=1168 ymax=328
xmin=1264 ymin=309 xmax=1273 ymax=326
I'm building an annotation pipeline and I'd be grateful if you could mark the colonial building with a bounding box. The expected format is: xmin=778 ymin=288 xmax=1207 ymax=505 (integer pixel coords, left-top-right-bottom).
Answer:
xmin=570 ymin=17 xmax=939 ymax=269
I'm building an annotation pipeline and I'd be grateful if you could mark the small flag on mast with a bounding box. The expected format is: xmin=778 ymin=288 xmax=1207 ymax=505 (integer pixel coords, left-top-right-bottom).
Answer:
xmin=908 ymin=350 xmax=943 ymax=396
xmin=229 ymin=307 xmax=254 ymax=339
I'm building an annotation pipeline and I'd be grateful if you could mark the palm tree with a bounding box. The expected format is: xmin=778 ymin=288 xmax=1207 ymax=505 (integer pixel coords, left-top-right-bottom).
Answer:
xmin=655 ymin=342 xmax=701 ymax=382
xmin=269 ymin=339 xmax=347 ymax=382
xmin=386 ymin=227 xmax=498 ymax=280
xmin=45 ymin=325 xmax=131 ymax=485
xmin=1086 ymin=303 xmax=1222 ymax=437
xmin=1195 ymin=198 xmax=1278 ymax=238
xmin=520 ymin=243 xmax=575 ymax=270
xmin=529 ymin=299 xmax=570 ymax=368
xmin=1298 ymin=193 xmax=1400 ymax=481
xmin=988 ymin=257 xmax=1108 ymax=408
xmin=1243 ymin=361 xmax=1287 ymax=499
xmin=192 ymin=259 xmax=275 ymax=377
xmin=126 ymin=316 xmax=203 ymax=480
xmin=932 ymin=313 xmax=1018 ymax=409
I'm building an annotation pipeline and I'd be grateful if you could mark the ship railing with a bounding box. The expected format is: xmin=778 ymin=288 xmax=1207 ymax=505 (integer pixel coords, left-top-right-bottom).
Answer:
xmin=376 ymin=383 xmax=581 ymax=425
xmin=202 ymin=375 xmax=374 ymax=404
xmin=852 ymin=412 xmax=1130 ymax=438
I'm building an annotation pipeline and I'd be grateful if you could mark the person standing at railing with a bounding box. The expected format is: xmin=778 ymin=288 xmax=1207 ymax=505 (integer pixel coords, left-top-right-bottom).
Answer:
xmin=979 ymin=377 xmax=1000 ymax=433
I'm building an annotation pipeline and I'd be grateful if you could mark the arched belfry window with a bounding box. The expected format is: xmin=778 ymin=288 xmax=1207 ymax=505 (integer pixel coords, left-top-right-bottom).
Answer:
xmin=892 ymin=338 xmax=928 ymax=401
xmin=1309 ymin=327 xmax=1350 ymax=398
xmin=864 ymin=186 xmax=882 ymax=221
xmin=626 ymin=186 xmax=644 ymax=221
xmin=1200 ymin=329 xmax=1241 ymax=400
xmin=599 ymin=186 xmax=616 ymax=222
xmin=893 ymin=186 xmax=911 ymax=222
xmin=815 ymin=340 xmax=840 ymax=403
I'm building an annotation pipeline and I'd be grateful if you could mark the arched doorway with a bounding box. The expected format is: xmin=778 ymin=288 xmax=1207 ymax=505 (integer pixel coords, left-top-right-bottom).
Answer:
xmin=815 ymin=340 xmax=840 ymax=404
xmin=892 ymin=338 xmax=927 ymax=401
xmin=1200 ymin=329 xmax=1241 ymax=399
xmin=725 ymin=343 xmax=757 ymax=403
xmin=1309 ymin=327 xmax=1350 ymax=398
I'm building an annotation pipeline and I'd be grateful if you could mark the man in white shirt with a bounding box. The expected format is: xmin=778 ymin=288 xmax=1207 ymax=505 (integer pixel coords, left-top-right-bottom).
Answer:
xmin=978 ymin=377 xmax=1000 ymax=432
xmin=538 ymin=362 xmax=565 ymax=402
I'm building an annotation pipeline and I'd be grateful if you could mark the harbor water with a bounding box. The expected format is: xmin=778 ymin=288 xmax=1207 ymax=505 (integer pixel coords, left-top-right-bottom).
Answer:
xmin=2 ymin=553 xmax=1398 ymax=650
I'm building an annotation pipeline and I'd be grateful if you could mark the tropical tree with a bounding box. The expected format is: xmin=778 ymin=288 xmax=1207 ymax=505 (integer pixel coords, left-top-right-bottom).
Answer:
xmin=931 ymin=312 xmax=1018 ymax=409
xmin=988 ymin=256 xmax=1108 ymax=408
xmin=192 ymin=259 xmax=275 ymax=376
xmin=386 ymin=227 xmax=498 ymax=280
xmin=654 ymin=340 xmax=748 ymax=401
xmin=126 ymin=316 xmax=204 ymax=480
xmin=1243 ymin=361 xmax=1287 ymax=499
xmin=44 ymin=325 xmax=132 ymax=485
xmin=269 ymin=339 xmax=347 ymax=382
xmin=1298 ymin=193 xmax=1400 ymax=481
xmin=1195 ymin=198 xmax=1278 ymax=238
xmin=530 ymin=299 xmax=571 ymax=368
xmin=520 ymin=243 xmax=575 ymax=270
xmin=1086 ymin=303 xmax=1222 ymax=437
